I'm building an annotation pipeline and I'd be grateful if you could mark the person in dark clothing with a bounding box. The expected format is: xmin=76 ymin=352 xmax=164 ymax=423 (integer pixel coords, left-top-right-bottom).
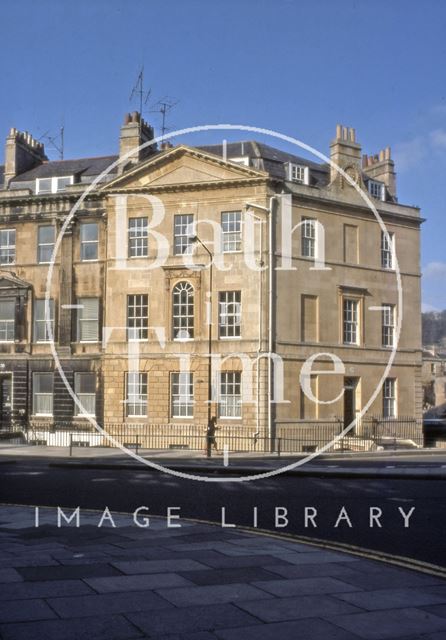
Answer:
xmin=205 ymin=416 xmax=219 ymax=456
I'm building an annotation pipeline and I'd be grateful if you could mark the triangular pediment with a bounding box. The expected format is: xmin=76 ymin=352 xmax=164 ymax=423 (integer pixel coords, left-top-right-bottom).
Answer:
xmin=0 ymin=271 xmax=31 ymax=290
xmin=103 ymin=145 xmax=267 ymax=191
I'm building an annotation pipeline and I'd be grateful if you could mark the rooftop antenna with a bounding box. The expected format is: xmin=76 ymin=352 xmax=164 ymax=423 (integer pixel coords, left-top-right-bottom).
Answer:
xmin=150 ymin=96 xmax=179 ymax=142
xmin=129 ymin=65 xmax=151 ymax=118
xmin=39 ymin=125 xmax=64 ymax=160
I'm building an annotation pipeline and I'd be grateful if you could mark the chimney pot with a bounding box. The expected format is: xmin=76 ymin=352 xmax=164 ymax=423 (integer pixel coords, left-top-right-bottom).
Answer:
xmin=336 ymin=124 xmax=342 ymax=139
xmin=379 ymin=149 xmax=385 ymax=162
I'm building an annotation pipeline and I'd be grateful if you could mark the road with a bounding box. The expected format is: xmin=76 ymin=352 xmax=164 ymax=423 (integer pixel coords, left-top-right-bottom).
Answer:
xmin=0 ymin=456 xmax=445 ymax=568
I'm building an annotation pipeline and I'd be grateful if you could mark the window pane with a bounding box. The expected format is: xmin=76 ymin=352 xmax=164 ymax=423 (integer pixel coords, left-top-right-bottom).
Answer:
xmin=127 ymin=294 xmax=148 ymax=340
xmin=171 ymin=372 xmax=194 ymax=418
xmin=37 ymin=178 xmax=52 ymax=194
xmin=126 ymin=372 xmax=148 ymax=417
xmin=172 ymin=282 xmax=194 ymax=340
xmin=74 ymin=373 xmax=96 ymax=416
xmin=38 ymin=226 xmax=55 ymax=244
xmin=0 ymin=229 xmax=16 ymax=265
xmin=219 ymin=291 xmax=241 ymax=338
xmin=34 ymin=299 xmax=55 ymax=342
xmin=33 ymin=373 xmax=53 ymax=415
xmin=301 ymin=218 xmax=316 ymax=258
xmin=219 ymin=372 xmax=242 ymax=418
xmin=38 ymin=226 xmax=55 ymax=263
xmin=0 ymin=299 xmax=15 ymax=342
xmin=81 ymin=223 xmax=98 ymax=242
xmin=221 ymin=212 xmax=242 ymax=253
xmin=78 ymin=298 xmax=99 ymax=341
xmin=174 ymin=214 xmax=194 ymax=255
xmin=128 ymin=218 xmax=148 ymax=258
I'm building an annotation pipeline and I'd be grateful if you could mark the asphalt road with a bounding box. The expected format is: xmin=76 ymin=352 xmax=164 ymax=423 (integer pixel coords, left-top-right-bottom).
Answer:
xmin=1 ymin=457 xmax=445 ymax=568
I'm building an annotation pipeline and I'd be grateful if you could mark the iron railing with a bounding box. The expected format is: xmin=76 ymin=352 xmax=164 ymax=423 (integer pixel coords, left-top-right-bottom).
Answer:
xmin=21 ymin=416 xmax=424 ymax=452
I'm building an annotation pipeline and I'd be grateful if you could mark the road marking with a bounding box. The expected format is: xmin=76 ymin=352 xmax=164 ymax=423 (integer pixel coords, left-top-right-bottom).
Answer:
xmin=386 ymin=465 xmax=396 ymax=468
xmin=223 ymin=445 xmax=229 ymax=467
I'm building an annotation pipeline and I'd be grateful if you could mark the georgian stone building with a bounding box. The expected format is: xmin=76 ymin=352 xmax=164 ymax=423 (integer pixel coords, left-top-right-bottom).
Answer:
xmin=0 ymin=114 xmax=423 ymax=449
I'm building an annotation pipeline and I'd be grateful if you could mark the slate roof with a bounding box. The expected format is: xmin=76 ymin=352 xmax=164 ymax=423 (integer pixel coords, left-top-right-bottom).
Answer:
xmin=10 ymin=155 xmax=119 ymax=182
xmin=198 ymin=140 xmax=330 ymax=186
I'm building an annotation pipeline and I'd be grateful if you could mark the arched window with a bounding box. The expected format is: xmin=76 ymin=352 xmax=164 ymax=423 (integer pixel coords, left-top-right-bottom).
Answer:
xmin=172 ymin=281 xmax=194 ymax=340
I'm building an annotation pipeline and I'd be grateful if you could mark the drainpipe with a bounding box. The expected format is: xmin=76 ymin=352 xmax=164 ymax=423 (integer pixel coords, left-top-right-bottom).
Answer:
xmin=245 ymin=196 xmax=279 ymax=450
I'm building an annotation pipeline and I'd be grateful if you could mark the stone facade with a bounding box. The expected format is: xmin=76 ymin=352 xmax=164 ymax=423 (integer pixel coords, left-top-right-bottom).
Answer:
xmin=0 ymin=116 xmax=423 ymax=449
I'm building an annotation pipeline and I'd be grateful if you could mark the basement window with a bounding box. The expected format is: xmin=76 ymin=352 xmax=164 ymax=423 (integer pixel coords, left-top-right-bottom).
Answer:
xmin=36 ymin=176 xmax=74 ymax=194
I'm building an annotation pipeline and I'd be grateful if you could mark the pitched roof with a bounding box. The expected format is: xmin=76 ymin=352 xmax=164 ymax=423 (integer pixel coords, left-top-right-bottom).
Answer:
xmin=10 ymin=155 xmax=119 ymax=182
xmin=197 ymin=140 xmax=329 ymax=186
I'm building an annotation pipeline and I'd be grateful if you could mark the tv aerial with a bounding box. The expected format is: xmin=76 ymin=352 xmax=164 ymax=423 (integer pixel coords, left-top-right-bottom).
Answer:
xmin=39 ymin=125 xmax=65 ymax=160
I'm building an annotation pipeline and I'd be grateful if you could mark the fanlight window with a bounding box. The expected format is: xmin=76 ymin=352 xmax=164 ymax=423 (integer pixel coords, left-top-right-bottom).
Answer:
xmin=172 ymin=281 xmax=194 ymax=340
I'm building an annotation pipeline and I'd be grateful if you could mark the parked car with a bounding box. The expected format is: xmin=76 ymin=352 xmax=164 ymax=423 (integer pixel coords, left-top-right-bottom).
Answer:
xmin=423 ymin=417 xmax=446 ymax=446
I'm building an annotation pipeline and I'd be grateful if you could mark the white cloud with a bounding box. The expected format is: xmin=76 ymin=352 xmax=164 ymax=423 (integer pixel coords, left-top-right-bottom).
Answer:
xmin=430 ymin=129 xmax=446 ymax=148
xmin=393 ymin=136 xmax=427 ymax=172
xmin=423 ymin=262 xmax=446 ymax=279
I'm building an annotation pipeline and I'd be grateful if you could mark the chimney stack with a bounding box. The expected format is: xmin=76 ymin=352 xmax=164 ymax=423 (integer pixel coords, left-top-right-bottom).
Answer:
xmin=118 ymin=112 xmax=157 ymax=174
xmin=361 ymin=146 xmax=396 ymax=198
xmin=330 ymin=124 xmax=362 ymax=183
xmin=3 ymin=128 xmax=47 ymax=188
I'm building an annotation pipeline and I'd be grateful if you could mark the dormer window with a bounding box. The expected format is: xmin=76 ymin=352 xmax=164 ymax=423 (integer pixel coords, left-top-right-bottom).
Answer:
xmin=288 ymin=163 xmax=309 ymax=185
xmin=368 ymin=179 xmax=385 ymax=201
xmin=36 ymin=176 xmax=74 ymax=195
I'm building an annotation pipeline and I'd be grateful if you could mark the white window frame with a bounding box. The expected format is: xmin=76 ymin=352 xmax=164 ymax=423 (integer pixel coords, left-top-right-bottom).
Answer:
xmin=221 ymin=211 xmax=242 ymax=253
xmin=77 ymin=298 xmax=99 ymax=343
xmin=219 ymin=291 xmax=241 ymax=339
xmin=219 ymin=371 xmax=242 ymax=419
xmin=36 ymin=176 xmax=73 ymax=195
xmin=32 ymin=372 xmax=53 ymax=416
xmin=170 ymin=372 xmax=194 ymax=418
xmin=172 ymin=282 xmax=194 ymax=341
xmin=382 ymin=304 xmax=395 ymax=348
xmin=0 ymin=229 xmax=16 ymax=265
xmin=128 ymin=217 xmax=148 ymax=258
xmin=125 ymin=372 xmax=148 ymax=418
xmin=0 ymin=298 xmax=15 ymax=342
xmin=381 ymin=231 xmax=395 ymax=270
xmin=343 ymin=298 xmax=360 ymax=345
xmin=74 ymin=372 xmax=96 ymax=417
xmin=173 ymin=214 xmax=194 ymax=255
xmin=37 ymin=225 xmax=55 ymax=264
xmin=368 ymin=180 xmax=385 ymax=201
xmin=80 ymin=222 xmax=99 ymax=262
xmin=383 ymin=378 xmax=397 ymax=418
xmin=33 ymin=299 xmax=55 ymax=343
xmin=127 ymin=294 xmax=148 ymax=341
xmin=288 ymin=163 xmax=309 ymax=185
xmin=301 ymin=217 xmax=316 ymax=258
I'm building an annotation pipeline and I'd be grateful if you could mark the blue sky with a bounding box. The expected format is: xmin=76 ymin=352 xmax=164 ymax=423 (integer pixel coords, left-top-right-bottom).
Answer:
xmin=0 ymin=0 xmax=445 ymax=310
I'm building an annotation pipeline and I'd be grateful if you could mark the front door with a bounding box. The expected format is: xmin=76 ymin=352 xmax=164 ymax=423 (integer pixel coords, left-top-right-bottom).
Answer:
xmin=0 ymin=376 xmax=12 ymax=431
xmin=344 ymin=377 xmax=359 ymax=430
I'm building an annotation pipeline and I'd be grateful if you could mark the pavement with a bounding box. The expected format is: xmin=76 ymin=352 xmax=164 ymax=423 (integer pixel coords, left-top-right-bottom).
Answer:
xmin=2 ymin=444 xmax=446 ymax=479
xmin=1 ymin=504 xmax=446 ymax=639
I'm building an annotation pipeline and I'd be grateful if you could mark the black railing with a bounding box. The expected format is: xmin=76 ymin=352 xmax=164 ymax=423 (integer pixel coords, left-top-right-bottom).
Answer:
xmin=22 ymin=416 xmax=424 ymax=453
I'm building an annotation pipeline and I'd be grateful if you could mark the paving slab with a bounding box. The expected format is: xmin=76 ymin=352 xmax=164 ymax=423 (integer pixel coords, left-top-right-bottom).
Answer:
xmin=85 ymin=572 xmax=193 ymax=593
xmin=0 ymin=504 xmax=445 ymax=639
xmin=326 ymin=608 xmax=446 ymax=639
xmin=0 ymin=614 xmax=143 ymax=640
xmin=126 ymin=603 xmax=260 ymax=635
xmin=46 ymin=589 xmax=173 ymax=618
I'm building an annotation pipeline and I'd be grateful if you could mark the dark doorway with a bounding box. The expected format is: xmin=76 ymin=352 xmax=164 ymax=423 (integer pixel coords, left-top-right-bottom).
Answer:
xmin=344 ymin=377 xmax=359 ymax=430
xmin=0 ymin=375 xmax=12 ymax=431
